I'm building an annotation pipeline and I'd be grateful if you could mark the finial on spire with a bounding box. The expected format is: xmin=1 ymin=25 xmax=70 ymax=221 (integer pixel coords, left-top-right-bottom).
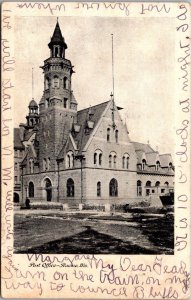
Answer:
xmin=57 ymin=17 xmax=59 ymax=22
xmin=111 ymin=33 xmax=115 ymax=100
xmin=147 ymin=140 xmax=150 ymax=144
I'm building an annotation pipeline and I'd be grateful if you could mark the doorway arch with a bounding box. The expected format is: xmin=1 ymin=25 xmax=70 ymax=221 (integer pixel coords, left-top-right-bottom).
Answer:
xmin=44 ymin=178 xmax=52 ymax=201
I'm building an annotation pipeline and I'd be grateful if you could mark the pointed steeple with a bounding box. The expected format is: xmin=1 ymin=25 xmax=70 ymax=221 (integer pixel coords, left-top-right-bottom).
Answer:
xmin=48 ymin=19 xmax=67 ymax=58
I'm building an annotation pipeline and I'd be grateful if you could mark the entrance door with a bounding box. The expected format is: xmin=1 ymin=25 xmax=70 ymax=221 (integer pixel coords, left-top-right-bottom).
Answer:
xmin=45 ymin=178 xmax=52 ymax=201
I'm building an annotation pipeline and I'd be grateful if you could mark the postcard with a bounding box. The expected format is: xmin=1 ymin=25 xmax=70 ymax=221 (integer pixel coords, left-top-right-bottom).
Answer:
xmin=1 ymin=1 xmax=191 ymax=299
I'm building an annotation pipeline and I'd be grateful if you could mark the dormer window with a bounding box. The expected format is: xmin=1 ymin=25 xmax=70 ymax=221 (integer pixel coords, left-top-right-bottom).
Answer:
xmin=142 ymin=159 xmax=146 ymax=170
xmin=156 ymin=161 xmax=160 ymax=171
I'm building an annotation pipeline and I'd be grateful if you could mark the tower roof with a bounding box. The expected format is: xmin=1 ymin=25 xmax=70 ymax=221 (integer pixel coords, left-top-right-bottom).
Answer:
xmin=29 ymin=99 xmax=38 ymax=107
xmin=48 ymin=20 xmax=67 ymax=49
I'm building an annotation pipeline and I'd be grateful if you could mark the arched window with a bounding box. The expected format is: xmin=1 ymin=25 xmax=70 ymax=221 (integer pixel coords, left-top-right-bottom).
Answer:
xmin=122 ymin=156 xmax=125 ymax=169
xmin=97 ymin=182 xmax=101 ymax=197
xmin=126 ymin=157 xmax=129 ymax=169
xmin=67 ymin=155 xmax=70 ymax=168
xmin=53 ymin=75 xmax=59 ymax=88
xmin=45 ymin=77 xmax=50 ymax=89
xmin=67 ymin=178 xmax=74 ymax=197
xmin=142 ymin=159 xmax=146 ymax=170
xmin=66 ymin=151 xmax=74 ymax=168
xmin=71 ymin=153 xmax=74 ymax=168
xmin=137 ymin=180 xmax=142 ymax=196
xmin=94 ymin=153 xmax=97 ymax=165
xmin=46 ymin=98 xmax=50 ymax=108
xmin=94 ymin=150 xmax=102 ymax=166
xmin=99 ymin=153 xmax=102 ymax=166
xmin=169 ymin=162 xmax=173 ymax=170
xmin=109 ymin=178 xmax=118 ymax=197
xmin=115 ymin=130 xmax=118 ymax=143
xmin=122 ymin=153 xmax=130 ymax=169
xmin=55 ymin=46 xmax=60 ymax=57
xmin=43 ymin=158 xmax=47 ymax=171
xmin=63 ymin=77 xmax=68 ymax=89
xmin=145 ymin=180 xmax=151 ymax=196
xmin=29 ymin=159 xmax=34 ymax=174
xmin=109 ymin=154 xmax=112 ymax=168
xmin=47 ymin=158 xmax=51 ymax=170
xmin=155 ymin=181 xmax=160 ymax=187
xmin=107 ymin=128 xmax=111 ymax=142
xmin=113 ymin=155 xmax=117 ymax=168
xmin=164 ymin=181 xmax=169 ymax=187
xmin=29 ymin=182 xmax=34 ymax=198
xmin=156 ymin=160 xmax=160 ymax=171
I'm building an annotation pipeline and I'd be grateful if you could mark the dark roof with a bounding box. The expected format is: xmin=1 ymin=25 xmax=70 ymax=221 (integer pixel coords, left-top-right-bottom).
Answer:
xmin=132 ymin=141 xmax=154 ymax=153
xmin=72 ymin=101 xmax=109 ymax=151
xmin=159 ymin=153 xmax=173 ymax=167
xmin=14 ymin=128 xmax=24 ymax=150
xmin=29 ymin=99 xmax=38 ymax=107
xmin=48 ymin=21 xmax=67 ymax=49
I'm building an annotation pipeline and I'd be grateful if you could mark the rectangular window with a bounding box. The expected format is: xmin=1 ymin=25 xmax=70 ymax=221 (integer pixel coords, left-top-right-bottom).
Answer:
xmin=161 ymin=189 xmax=165 ymax=193
xmin=14 ymin=176 xmax=18 ymax=182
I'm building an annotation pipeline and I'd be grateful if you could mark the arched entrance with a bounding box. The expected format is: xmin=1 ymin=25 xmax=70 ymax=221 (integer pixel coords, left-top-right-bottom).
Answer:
xmin=109 ymin=178 xmax=118 ymax=197
xmin=44 ymin=178 xmax=52 ymax=201
xmin=14 ymin=192 xmax=19 ymax=203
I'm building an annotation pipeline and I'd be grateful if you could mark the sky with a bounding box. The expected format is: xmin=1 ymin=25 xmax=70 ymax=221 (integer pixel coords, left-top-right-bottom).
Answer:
xmin=14 ymin=16 xmax=176 ymax=155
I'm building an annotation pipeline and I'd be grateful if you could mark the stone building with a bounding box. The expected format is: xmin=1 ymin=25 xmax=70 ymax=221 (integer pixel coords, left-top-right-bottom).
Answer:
xmin=14 ymin=21 xmax=174 ymax=207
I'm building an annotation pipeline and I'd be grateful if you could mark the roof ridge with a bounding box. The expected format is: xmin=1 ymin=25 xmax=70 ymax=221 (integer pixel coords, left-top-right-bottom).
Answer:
xmin=77 ymin=100 xmax=110 ymax=113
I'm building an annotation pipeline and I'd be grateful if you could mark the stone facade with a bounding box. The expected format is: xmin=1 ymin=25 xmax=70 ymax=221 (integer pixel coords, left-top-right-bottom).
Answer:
xmin=14 ymin=21 xmax=174 ymax=207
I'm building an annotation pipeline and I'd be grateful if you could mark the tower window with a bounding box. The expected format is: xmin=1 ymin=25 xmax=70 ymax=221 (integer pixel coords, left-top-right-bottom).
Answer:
xmin=46 ymin=98 xmax=50 ymax=107
xmin=53 ymin=75 xmax=59 ymax=88
xmin=63 ymin=77 xmax=68 ymax=89
xmin=45 ymin=77 xmax=50 ymax=89
xmin=54 ymin=46 xmax=60 ymax=58
xmin=64 ymin=98 xmax=68 ymax=108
